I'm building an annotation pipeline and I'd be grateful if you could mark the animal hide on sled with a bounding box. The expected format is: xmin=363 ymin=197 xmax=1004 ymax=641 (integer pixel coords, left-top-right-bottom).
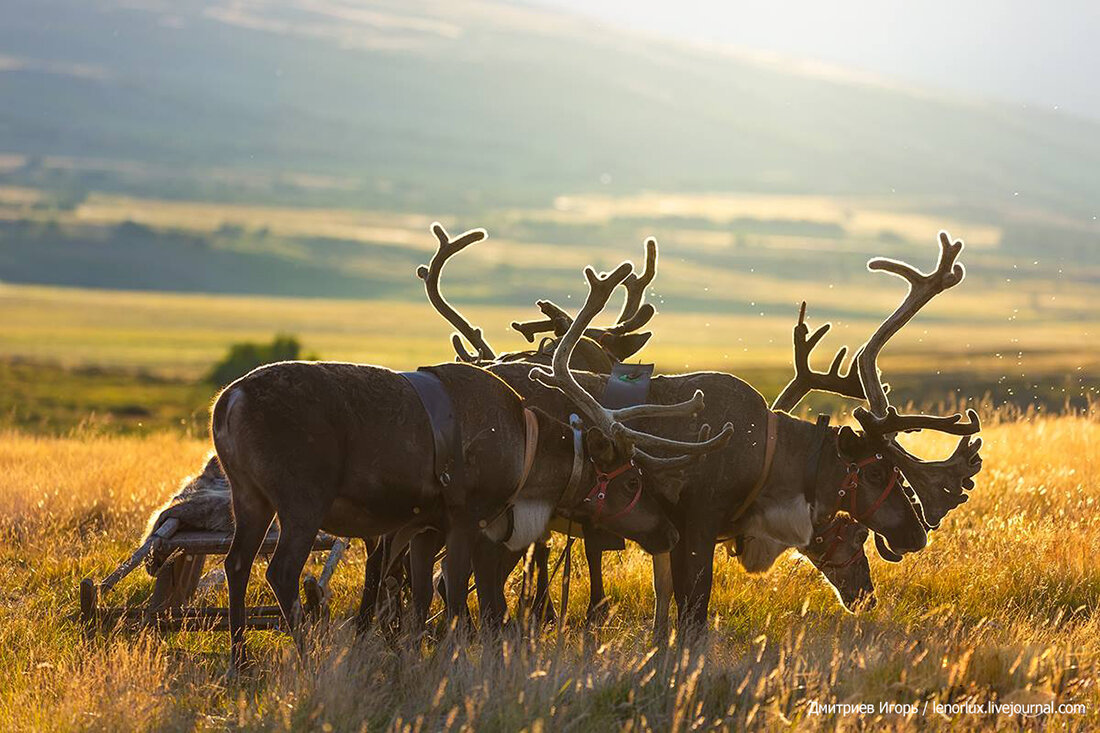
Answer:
xmin=142 ymin=453 xmax=234 ymax=610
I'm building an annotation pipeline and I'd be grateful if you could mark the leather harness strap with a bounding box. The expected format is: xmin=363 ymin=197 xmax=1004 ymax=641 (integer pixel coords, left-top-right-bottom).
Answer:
xmin=478 ymin=406 xmax=541 ymax=537
xmin=516 ymin=407 xmax=539 ymax=495
xmin=400 ymin=369 xmax=464 ymax=506
xmin=727 ymin=410 xmax=780 ymax=524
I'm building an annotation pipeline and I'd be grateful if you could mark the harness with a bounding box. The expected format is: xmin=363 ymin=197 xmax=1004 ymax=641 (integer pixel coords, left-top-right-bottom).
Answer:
xmin=803 ymin=516 xmax=865 ymax=569
xmin=402 ymin=368 xmax=540 ymax=541
xmin=727 ymin=410 xmax=779 ymax=524
xmin=830 ymin=447 xmax=901 ymax=523
xmin=725 ymin=414 xmax=897 ymax=559
xmin=400 ymin=369 xmax=465 ymax=506
xmin=557 ymin=414 xmax=639 ymax=525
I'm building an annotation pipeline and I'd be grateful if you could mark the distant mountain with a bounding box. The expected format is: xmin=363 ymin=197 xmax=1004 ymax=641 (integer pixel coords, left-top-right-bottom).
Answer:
xmin=3 ymin=0 xmax=1100 ymax=218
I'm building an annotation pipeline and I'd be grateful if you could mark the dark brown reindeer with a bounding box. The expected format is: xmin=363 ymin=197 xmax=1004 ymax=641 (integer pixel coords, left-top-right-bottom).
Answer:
xmin=484 ymin=231 xmax=982 ymax=637
xmin=410 ymin=226 xmax=904 ymax=630
xmin=379 ymin=225 xmax=663 ymax=626
xmin=401 ymin=234 xmax=730 ymax=630
xmin=661 ymin=231 xmax=983 ymax=632
xmin=212 ymin=235 xmax=728 ymax=668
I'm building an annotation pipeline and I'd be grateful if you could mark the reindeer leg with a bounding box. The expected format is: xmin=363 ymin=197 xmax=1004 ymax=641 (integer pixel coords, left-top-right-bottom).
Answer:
xmin=443 ymin=511 xmax=476 ymax=633
xmin=472 ymin=535 xmax=508 ymax=633
xmin=675 ymin=527 xmax=716 ymax=643
xmin=652 ymin=552 xmax=672 ymax=644
xmin=224 ymin=485 xmax=274 ymax=675
xmin=356 ymin=537 xmax=383 ymax=634
xmin=266 ymin=513 xmax=324 ymax=659
xmin=532 ymin=541 xmax=555 ymax=625
xmin=584 ymin=540 xmax=608 ymax=625
xmin=410 ymin=528 xmax=444 ymax=633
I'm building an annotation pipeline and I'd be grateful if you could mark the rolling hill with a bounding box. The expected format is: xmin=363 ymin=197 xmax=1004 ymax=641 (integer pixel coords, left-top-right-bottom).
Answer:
xmin=2 ymin=0 xmax=1100 ymax=220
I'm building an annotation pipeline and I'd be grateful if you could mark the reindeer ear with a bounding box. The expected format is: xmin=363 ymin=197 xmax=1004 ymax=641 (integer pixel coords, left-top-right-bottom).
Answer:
xmin=584 ymin=428 xmax=618 ymax=464
xmin=836 ymin=426 xmax=863 ymax=460
xmin=602 ymin=332 xmax=652 ymax=360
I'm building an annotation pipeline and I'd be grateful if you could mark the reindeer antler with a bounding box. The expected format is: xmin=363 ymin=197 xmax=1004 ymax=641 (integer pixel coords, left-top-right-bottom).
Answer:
xmin=616 ymin=237 xmax=657 ymax=324
xmin=511 ymin=238 xmax=659 ymax=345
xmin=417 ymin=222 xmax=496 ymax=363
xmin=528 ymin=262 xmax=733 ymax=458
xmin=771 ymin=301 xmax=869 ymax=412
xmin=880 ymin=435 xmax=983 ymax=528
xmin=851 ymin=231 xmax=983 ymax=528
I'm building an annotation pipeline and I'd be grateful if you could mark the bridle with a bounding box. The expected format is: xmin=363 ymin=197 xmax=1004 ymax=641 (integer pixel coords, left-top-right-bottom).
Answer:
xmin=804 ymin=515 xmax=866 ymax=569
xmin=582 ymin=462 xmax=640 ymax=522
xmin=830 ymin=442 xmax=902 ymax=523
xmin=805 ymin=415 xmax=902 ymax=527
xmin=562 ymin=414 xmax=643 ymax=525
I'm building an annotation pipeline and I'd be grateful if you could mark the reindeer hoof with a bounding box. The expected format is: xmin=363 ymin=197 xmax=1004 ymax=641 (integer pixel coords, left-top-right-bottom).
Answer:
xmin=585 ymin=600 xmax=610 ymax=626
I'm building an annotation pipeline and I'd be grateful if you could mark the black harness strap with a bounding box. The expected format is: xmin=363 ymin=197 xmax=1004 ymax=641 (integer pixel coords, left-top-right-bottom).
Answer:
xmin=802 ymin=414 xmax=832 ymax=505
xmin=400 ymin=369 xmax=464 ymax=507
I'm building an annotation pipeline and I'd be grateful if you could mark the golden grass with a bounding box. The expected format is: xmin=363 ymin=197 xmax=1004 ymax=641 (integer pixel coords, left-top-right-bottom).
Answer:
xmin=1 ymin=412 xmax=1098 ymax=730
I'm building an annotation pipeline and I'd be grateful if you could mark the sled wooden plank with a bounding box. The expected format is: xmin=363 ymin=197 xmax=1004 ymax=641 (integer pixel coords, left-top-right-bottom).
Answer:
xmin=99 ymin=518 xmax=180 ymax=594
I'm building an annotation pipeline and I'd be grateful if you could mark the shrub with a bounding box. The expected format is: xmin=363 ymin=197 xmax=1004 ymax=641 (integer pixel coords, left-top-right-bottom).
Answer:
xmin=205 ymin=334 xmax=317 ymax=386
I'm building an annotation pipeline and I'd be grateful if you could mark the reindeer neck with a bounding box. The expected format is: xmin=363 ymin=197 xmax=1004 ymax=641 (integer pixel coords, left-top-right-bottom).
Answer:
xmin=773 ymin=413 xmax=845 ymax=520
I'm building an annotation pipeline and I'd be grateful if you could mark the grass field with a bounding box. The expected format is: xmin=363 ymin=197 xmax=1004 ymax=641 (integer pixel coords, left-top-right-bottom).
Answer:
xmin=0 ymin=410 xmax=1097 ymax=730
xmin=1 ymin=278 xmax=1095 ymax=434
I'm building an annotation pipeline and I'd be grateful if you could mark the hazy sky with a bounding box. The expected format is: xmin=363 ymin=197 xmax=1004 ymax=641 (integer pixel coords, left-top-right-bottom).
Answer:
xmin=540 ymin=0 xmax=1100 ymax=119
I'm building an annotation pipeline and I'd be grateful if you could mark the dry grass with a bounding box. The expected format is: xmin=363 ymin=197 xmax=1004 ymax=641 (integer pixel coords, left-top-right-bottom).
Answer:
xmin=0 ymin=410 xmax=1098 ymax=730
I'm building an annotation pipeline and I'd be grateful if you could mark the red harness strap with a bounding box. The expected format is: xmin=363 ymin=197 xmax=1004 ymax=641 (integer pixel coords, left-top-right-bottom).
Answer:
xmin=807 ymin=517 xmax=866 ymax=569
xmin=832 ymin=444 xmax=900 ymax=524
xmin=582 ymin=461 xmax=638 ymax=523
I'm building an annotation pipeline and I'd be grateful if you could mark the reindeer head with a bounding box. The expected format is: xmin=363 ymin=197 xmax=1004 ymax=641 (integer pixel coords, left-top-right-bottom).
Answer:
xmin=774 ymin=231 xmax=984 ymax=559
xmin=528 ymin=261 xmax=734 ymax=554
xmin=801 ymin=516 xmax=875 ymax=612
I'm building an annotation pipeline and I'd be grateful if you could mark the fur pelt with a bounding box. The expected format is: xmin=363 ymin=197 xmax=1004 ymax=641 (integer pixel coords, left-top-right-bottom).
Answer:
xmin=142 ymin=453 xmax=233 ymax=580
xmin=145 ymin=452 xmax=233 ymax=537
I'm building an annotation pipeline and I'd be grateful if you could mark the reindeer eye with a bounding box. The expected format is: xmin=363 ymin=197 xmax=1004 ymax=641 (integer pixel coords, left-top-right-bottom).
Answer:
xmin=864 ymin=465 xmax=885 ymax=482
xmin=625 ymin=476 xmax=642 ymax=491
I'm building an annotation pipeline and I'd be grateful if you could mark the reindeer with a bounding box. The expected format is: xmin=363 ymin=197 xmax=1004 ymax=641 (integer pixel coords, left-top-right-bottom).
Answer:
xmin=376 ymin=225 xmax=662 ymax=627
xmin=482 ymin=232 xmax=983 ymax=638
xmin=412 ymin=225 xmax=898 ymax=629
xmin=212 ymin=242 xmax=730 ymax=669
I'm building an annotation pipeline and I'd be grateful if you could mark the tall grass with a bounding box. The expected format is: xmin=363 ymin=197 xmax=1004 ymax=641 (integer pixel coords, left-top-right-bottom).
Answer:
xmin=0 ymin=410 xmax=1097 ymax=730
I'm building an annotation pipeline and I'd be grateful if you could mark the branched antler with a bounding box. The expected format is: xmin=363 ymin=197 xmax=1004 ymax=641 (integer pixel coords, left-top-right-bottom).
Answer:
xmin=417 ymin=222 xmax=496 ymax=362
xmin=879 ymin=435 xmax=983 ymax=528
xmin=616 ymin=237 xmax=657 ymax=324
xmin=856 ymin=231 xmax=965 ymax=419
xmin=848 ymin=230 xmax=984 ymax=529
xmin=511 ymin=238 xmax=659 ymax=351
xmin=528 ymin=263 xmax=733 ymax=459
xmin=771 ymin=301 xmax=869 ymax=412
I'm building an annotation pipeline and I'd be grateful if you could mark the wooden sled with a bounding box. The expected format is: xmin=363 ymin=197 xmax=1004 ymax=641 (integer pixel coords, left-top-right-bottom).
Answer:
xmin=79 ymin=517 xmax=350 ymax=633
